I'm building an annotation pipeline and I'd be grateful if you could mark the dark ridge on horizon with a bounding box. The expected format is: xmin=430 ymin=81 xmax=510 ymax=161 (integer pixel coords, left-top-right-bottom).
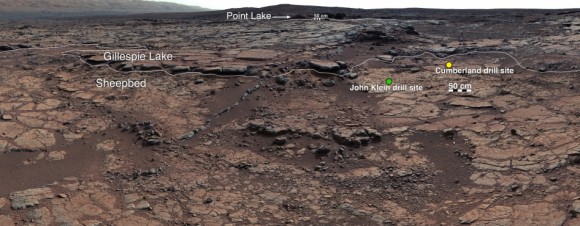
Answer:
xmin=112 ymin=4 xmax=580 ymax=21
xmin=2 ymin=3 xmax=580 ymax=20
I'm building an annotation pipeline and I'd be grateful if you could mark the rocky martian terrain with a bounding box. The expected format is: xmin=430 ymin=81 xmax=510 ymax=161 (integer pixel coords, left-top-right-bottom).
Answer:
xmin=0 ymin=0 xmax=207 ymax=19
xmin=0 ymin=5 xmax=579 ymax=226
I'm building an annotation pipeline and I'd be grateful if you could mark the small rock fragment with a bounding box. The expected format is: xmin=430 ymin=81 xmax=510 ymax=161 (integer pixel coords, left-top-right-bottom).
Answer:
xmin=273 ymin=137 xmax=287 ymax=145
xmin=47 ymin=151 xmax=66 ymax=161
xmin=135 ymin=201 xmax=152 ymax=210
xmin=443 ymin=128 xmax=455 ymax=139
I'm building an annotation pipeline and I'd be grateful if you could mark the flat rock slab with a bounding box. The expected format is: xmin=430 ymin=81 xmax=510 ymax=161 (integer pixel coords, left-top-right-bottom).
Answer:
xmin=460 ymin=202 xmax=566 ymax=226
xmin=448 ymin=98 xmax=493 ymax=108
xmin=222 ymin=65 xmax=247 ymax=74
xmin=309 ymin=60 xmax=340 ymax=71
xmin=86 ymin=55 xmax=108 ymax=64
xmin=236 ymin=49 xmax=279 ymax=61
xmin=0 ymin=216 xmax=14 ymax=225
xmin=14 ymin=129 xmax=56 ymax=150
xmin=9 ymin=187 xmax=54 ymax=210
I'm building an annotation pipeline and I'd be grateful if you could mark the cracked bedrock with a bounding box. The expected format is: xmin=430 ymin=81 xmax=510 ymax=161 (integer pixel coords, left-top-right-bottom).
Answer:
xmin=0 ymin=6 xmax=579 ymax=226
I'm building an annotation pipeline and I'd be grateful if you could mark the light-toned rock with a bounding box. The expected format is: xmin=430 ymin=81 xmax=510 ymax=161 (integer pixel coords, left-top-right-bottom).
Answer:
xmin=9 ymin=187 xmax=54 ymax=209
xmin=96 ymin=140 xmax=116 ymax=152
xmin=376 ymin=55 xmax=393 ymax=61
xmin=36 ymin=99 xmax=61 ymax=110
xmin=114 ymin=215 xmax=162 ymax=226
xmin=47 ymin=150 xmax=66 ymax=161
xmin=573 ymin=200 xmax=580 ymax=214
xmin=82 ymin=220 xmax=103 ymax=226
xmin=27 ymin=207 xmax=53 ymax=226
xmin=0 ymin=140 xmax=8 ymax=153
xmin=79 ymin=204 xmax=103 ymax=216
xmin=0 ymin=122 xmax=27 ymax=139
xmin=0 ymin=215 xmax=14 ymax=226
xmin=460 ymin=203 xmax=566 ymax=226
xmin=0 ymin=197 xmax=7 ymax=209
xmin=14 ymin=129 xmax=55 ymax=150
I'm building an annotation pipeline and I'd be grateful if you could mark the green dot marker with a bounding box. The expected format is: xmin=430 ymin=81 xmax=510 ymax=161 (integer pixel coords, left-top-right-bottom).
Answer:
xmin=385 ymin=78 xmax=393 ymax=86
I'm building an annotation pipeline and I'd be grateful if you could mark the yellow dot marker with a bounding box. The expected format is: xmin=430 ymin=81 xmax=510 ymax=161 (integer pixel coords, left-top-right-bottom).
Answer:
xmin=445 ymin=61 xmax=453 ymax=69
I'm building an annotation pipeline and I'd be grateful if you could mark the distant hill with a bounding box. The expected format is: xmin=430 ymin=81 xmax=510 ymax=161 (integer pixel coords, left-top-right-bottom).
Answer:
xmin=115 ymin=4 xmax=580 ymax=21
xmin=0 ymin=0 xmax=208 ymax=19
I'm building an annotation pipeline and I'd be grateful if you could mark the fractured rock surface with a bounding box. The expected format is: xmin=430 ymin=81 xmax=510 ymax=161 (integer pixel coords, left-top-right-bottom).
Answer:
xmin=0 ymin=6 xmax=578 ymax=226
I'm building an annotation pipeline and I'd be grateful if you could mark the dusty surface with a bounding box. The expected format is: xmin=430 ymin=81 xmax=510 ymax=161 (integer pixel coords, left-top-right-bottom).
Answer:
xmin=0 ymin=6 xmax=579 ymax=226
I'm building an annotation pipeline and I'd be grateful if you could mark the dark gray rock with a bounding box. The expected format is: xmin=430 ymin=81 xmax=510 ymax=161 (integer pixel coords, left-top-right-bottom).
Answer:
xmin=321 ymin=79 xmax=336 ymax=87
xmin=0 ymin=45 xmax=14 ymax=51
xmin=171 ymin=65 xmax=190 ymax=73
xmin=402 ymin=25 xmax=419 ymax=35
xmin=315 ymin=146 xmax=331 ymax=155
xmin=17 ymin=44 xmax=32 ymax=48
xmin=120 ymin=63 xmax=133 ymax=71
xmin=139 ymin=63 xmax=162 ymax=70
xmin=336 ymin=61 xmax=348 ymax=69
xmin=443 ymin=128 xmax=455 ymax=139
xmin=273 ymin=137 xmax=287 ymax=145
xmin=295 ymin=79 xmax=306 ymax=86
xmin=275 ymin=76 xmax=288 ymax=85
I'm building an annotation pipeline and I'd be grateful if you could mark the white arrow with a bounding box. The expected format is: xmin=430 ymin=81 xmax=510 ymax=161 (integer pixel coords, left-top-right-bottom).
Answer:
xmin=271 ymin=15 xmax=291 ymax=19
